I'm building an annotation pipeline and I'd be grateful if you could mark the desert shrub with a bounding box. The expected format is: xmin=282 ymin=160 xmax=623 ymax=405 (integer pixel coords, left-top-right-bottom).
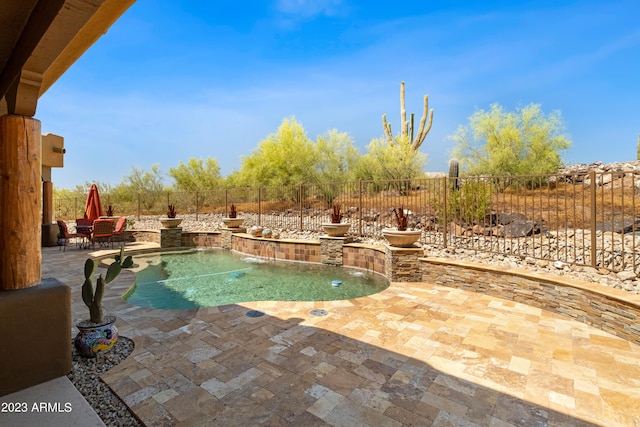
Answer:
xmin=431 ymin=179 xmax=493 ymax=225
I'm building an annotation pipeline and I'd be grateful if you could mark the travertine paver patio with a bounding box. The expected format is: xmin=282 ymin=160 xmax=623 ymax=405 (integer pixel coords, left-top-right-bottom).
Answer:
xmin=44 ymin=245 xmax=640 ymax=426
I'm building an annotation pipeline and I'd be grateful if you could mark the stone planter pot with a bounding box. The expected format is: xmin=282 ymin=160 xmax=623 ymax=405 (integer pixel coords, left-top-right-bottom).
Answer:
xmin=159 ymin=217 xmax=183 ymax=228
xmin=322 ymin=223 xmax=351 ymax=237
xmin=74 ymin=315 xmax=118 ymax=358
xmin=222 ymin=217 xmax=244 ymax=228
xmin=382 ymin=228 xmax=422 ymax=247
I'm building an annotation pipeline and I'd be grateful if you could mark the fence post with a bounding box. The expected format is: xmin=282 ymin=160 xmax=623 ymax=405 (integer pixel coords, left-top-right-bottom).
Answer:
xmin=442 ymin=176 xmax=447 ymax=249
xmin=225 ymin=189 xmax=228 ymax=217
xmin=137 ymin=192 xmax=141 ymax=220
xmin=590 ymin=170 xmax=597 ymax=267
xmin=74 ymin=197 xmax=78 ymax=220
xmin=358 ymin=181 xmax=363 ymax=236
xmin=195 ymin=191 xmax=199 ymax=220
xmin=299 ymin=185 xmax=303 ymax=231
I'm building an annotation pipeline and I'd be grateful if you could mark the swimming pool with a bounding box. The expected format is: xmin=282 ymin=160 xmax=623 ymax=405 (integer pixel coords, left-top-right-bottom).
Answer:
xmin=124 ymin=249 xmax=389 ymax=309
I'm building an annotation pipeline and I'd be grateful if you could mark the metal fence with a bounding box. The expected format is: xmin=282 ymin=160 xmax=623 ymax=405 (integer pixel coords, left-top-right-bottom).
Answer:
xmin=54 ymin=170 xmax=640 ymax=273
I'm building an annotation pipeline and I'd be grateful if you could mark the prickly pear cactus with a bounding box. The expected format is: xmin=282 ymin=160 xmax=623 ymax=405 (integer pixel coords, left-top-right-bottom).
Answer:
xmin=81 ymin=248 xmax=133 ymax=324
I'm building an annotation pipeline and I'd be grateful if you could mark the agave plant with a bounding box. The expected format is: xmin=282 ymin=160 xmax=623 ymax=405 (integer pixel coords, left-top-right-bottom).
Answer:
xmin=229 ymin=204 xmax=237 ymax=218
xmin=330 ymin=203 xmax=343 ymax=224
xmin=392 ymin=206 xmax=408 ymax=231
xmin=82 ymin=248 xmax=133 ymax=324
xmin=166 ymin=204 xmax=177 ymax=218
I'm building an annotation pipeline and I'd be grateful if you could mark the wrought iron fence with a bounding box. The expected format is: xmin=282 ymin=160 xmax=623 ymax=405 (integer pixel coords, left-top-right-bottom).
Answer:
xmin=54 ymin=171 xmax=640 ymax=273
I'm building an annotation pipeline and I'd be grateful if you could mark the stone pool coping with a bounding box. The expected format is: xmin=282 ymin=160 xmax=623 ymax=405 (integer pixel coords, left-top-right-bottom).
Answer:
xmin=420 ymin=256 xmax=640 ymax=346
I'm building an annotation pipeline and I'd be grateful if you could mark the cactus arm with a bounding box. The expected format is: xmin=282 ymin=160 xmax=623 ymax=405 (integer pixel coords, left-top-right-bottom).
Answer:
xmin=81 ymin=278 xmax=94 ymax=309
xmin=105 ymin=262 xmax=122 ymax=284
xmin=84 ymin=258 xmax=96 ymax=279
xmin=382 ymin=114 xmax=393 ymax=144
xmin=400 ymin=81 xmax=408 ymax=138
xmin=90 ymin=276 xmax=106 ymax=323
xmin=81 ymin=258 xmax=97 ymax=309
xmin=412 ymin=95 xmax=434 ymax=150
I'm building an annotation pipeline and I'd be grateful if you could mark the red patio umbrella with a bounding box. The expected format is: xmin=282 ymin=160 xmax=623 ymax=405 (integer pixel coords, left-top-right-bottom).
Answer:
xmin=84 ymin=184 xmax=103 ymax=222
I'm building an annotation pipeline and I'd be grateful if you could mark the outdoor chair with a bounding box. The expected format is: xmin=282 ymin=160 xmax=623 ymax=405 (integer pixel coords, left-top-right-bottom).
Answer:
xmin=56 ymin=220 xmax=79 ymax=251
xmin=75 ymin=218 xmax=93 ymax=248
xmin=113 ymin=217 xmax=127 ymax=247
xmin=91 ymin=219 xmax=114 ymax=249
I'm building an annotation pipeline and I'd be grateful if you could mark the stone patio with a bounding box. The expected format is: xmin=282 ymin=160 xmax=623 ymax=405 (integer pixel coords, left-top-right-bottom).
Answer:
xmin=44 ymin=245 xmax=640 ymax=426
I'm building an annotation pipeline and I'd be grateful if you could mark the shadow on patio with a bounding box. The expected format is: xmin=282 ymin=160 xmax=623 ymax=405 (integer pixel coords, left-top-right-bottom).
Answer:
xmin=46 ymin=246 xmax=640 ymax=426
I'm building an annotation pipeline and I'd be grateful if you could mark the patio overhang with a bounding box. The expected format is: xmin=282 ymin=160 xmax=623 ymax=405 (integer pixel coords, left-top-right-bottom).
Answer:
xmin=0 ymin=0 xmax=135 ymax=117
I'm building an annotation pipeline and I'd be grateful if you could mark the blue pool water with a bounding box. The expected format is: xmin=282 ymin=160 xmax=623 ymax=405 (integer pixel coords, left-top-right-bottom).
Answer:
xmin=124 ymin=249 xmax=389 ymax=309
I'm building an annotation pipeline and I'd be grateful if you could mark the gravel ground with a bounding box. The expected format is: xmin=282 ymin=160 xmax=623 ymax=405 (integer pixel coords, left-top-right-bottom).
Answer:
xmin=67 ymin=337 xmax=142 ymax=427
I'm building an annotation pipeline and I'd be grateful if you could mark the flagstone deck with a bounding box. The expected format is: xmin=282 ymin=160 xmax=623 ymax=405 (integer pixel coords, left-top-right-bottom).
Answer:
xmin=44 ymin=245 xmax=640 ymax=426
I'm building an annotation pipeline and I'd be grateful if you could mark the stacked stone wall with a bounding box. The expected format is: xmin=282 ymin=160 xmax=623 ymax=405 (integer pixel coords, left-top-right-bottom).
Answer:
xmin=385 ymin=245 xmax=423 ymax=282
xmin=160 ymin=228 xmax=182 ymax=248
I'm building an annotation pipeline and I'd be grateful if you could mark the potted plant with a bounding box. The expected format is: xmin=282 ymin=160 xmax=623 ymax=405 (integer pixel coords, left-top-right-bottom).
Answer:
xmin=100 ymin=204 xmax=122 ymax=224
xmin=222 ymin=204 xmax=244 ymax=228
xmin=382 ymin=206 xmax=421 ymax=247
xmin=74 ymin=248 xmax=133 ymax=357
xmin=322 ymin=203 xmax=351 ymax=237
xmin=160 ymin=204 xmax=183 ymax=228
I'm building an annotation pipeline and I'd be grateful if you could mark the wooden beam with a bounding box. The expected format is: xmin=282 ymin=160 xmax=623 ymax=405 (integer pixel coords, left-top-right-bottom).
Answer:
xmin=0 ymin=115 xmax=42 ymax=290
xmin=40 ymin=0 xmax=137 ymax=96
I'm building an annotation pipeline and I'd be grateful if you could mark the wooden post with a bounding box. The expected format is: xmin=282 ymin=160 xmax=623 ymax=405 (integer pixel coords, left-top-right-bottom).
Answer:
xmin=0 ymin=115 xmax=42 ymax=290
xmin=42 ymin=177 xmax=53 ymax=224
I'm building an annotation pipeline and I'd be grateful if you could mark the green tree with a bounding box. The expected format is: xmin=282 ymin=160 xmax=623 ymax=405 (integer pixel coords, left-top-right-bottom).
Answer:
xmin=355 ymin=136 xmax=427 ymax=182
xmin=119 ymin=164 xmax=165 ymax=210
xmin=313 ymin=129 xmax=360 ymax=183
xmin=235 ymin=117 xmax=316 ymax=187
xmin=123 ymin=164 xmax=164 ymax=192
xmin=168 ymin=157 xmax=222 ymax=191
xmin=450 ymin=103 xmax=571 ymax=177
xmin=312 ymin=129 xmax=361 ymax=204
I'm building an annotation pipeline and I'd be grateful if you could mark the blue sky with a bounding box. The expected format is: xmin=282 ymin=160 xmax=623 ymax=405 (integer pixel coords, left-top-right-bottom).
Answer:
xmin=38 ymin=0 xmax=640 ymax=189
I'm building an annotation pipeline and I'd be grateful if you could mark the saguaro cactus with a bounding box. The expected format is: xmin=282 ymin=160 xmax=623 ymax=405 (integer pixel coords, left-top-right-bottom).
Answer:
xmin=449 ymin=158 xmax=460 ymax=192
xmin=382 ymin=81 xmax=434 ymax=151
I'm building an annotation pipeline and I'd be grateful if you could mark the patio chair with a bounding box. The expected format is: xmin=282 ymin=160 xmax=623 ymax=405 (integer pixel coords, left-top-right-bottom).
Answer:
xmin=56 ymin=220 xmax=79 ymax=252
xmin=91 ymin=219 xmax=114 ymax=249
xmin=113 ymin=217 xmax=127 ymax=247
xmin=75 ymin=218 xmax=93 ymax=248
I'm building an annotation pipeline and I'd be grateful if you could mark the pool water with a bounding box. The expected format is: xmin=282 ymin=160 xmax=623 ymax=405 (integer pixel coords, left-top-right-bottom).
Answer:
xmin=124 ymin=249 xmax=389 ymax=309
